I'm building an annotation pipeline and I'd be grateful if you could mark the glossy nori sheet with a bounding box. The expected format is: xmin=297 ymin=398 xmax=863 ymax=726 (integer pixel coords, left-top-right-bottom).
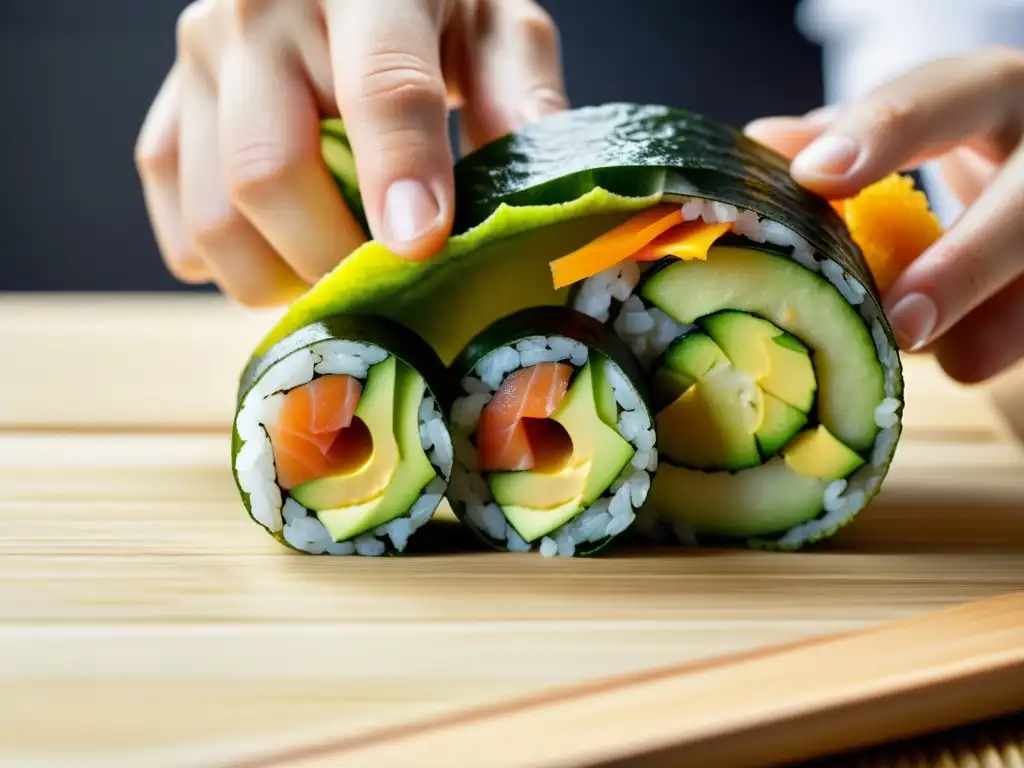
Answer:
xmin=452 ymin=103 xmax=879 ymax=299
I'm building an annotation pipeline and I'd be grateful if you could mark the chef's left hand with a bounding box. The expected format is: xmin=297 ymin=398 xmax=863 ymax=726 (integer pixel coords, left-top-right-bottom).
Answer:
xmin=744 ymin=46 xmax=1024 ymax=385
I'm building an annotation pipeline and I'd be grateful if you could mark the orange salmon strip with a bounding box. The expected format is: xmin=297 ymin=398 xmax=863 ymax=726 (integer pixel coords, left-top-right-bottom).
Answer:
xmin=265 ymin=374 xmax=363 ymax=490
xmin=476 ymin=363 xmax=573 ymax=472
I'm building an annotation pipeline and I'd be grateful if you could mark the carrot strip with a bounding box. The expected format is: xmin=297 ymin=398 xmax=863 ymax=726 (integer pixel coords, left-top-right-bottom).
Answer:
xmin=631 ymin=220 xmax=733 ymax=262
xmin=549 ymin=204 xmax=684 ymax=289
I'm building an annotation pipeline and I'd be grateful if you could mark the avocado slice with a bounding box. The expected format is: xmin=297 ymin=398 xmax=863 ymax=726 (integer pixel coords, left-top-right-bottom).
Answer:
xmin=646 ymin=456 xmax=830 ymax=538
xmin=313 ymin=359 xmax=439 ymax=542
xmin=757 ymin=393 xmax=809 ymax=457
xmin=656 ymin=380 xmax=761 ymax=471
xmin=700 ymin=311 xmax=817 ymax=413
xmin=783 ymin=424 xmax=865 ymax=480
xmin=488 ymin=360 xmax=635 ymax=542
xmin=490 ymin=463 xmax=590 ymax=509
xmin=641 ymin=246 xmax=885 ymax=452
xmin=664 ymin=333 xmax=728 ymax=383
xmin=290 ymin=357 xmax=400 ymax=510
xmin=590 ymin=356 xmax=620 ymax=430
xmin=503 ymin=498 xmax=585 ymax=544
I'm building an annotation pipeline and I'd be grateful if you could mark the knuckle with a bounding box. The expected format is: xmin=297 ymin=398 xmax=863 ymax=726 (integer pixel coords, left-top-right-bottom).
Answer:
xmin=350 ymin=50 xmax=446 ymax=109
xmin=983 ymin=44 xmax=1024 ymax=83
xmin=516 ymin=4 xmax=559 ymax=50
xmin=134 ymin=137 xmax=176 ymax=178
xmin=165 ymin=254 xmax=210 ymax=284
xmin=223 ymin=139 xmax=296 ymax=200
xmin=176 ymin=0 xmax=213 ymax=59
xmin=227 ymin=0 xmax=268 ymax=28
xmin=186 ymin=207 xmax=249 ymax=253
xmin=863 ymin=99 xmax=917 ymax=135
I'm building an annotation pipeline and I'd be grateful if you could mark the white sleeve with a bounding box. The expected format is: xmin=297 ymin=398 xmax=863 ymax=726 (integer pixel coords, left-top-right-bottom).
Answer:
xmin=796 ymin=0 xmax=1024 ymax=225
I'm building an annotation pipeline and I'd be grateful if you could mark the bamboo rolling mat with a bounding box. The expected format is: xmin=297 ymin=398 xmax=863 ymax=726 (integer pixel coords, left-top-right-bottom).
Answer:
xmin=1 ymin=293 xmax=1022 ymax=767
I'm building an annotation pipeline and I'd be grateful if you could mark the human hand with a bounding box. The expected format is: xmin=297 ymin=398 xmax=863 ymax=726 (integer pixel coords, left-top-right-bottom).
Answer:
xmin=744 ymin=46 xmax=1024 ymax=385
xmin=134 ymin=0 xmax=567 ymax=306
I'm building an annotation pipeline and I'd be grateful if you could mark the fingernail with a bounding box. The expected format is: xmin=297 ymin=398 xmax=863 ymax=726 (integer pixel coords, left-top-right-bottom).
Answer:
xmin=382 ymin=179 xmax=441 ymax=244
xmin=887 ymin=293 xmax=938 ymax=351
xmin=792 ymin=134 xmax=862 ymax=178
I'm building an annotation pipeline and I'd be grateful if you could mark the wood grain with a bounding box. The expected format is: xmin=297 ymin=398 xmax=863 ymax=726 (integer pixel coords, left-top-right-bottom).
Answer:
xmin=0 ymin=294 xmax=1021 ymax=767
xmin=242 ymin=592 xmax=1024 ymax=768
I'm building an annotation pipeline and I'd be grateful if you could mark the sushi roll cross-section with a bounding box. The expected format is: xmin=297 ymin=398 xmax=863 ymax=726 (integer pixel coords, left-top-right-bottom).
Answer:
xmin=446 ymin=307 xmax=657 ymax=557
xmin=562 ymin=198 xmax=904 ymax=549
xmin=232 ymin=315 xmax=454 ymax=556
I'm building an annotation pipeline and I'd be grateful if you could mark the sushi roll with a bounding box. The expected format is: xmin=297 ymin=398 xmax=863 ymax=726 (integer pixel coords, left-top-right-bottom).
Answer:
xmin=564 ymin=201 xmax=904 ymax=549
xmin=232 ymin=314 xmax=454 ymax=556
xmin=446 ymin=307 xmax=656 ymax=557
xmin=243 ymin=103 xmax=937 ymax=551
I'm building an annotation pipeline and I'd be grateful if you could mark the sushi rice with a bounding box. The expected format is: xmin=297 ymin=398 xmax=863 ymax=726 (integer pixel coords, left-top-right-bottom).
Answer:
xmin=448 ymin=335 xmax=657 ymax=557
xmin=233 ymin=339 xmax=453 ymax=556
xmin=572 ymin=197 xmax=904 ymax=549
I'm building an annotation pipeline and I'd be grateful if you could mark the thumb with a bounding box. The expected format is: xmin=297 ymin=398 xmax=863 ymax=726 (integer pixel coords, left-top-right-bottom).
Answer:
xmin=326 ymin=0 xmax=454 ymax=260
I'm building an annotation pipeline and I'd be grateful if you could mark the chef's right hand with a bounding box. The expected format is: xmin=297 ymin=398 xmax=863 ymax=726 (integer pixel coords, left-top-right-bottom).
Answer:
xmin=134 ymin=0 xmax=568 ymax=306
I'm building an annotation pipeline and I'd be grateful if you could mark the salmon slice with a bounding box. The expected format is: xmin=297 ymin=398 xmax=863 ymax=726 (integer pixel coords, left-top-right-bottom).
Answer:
xmin=264 ymin=374 xmax=364 ymax=490
xmin=476 ymin=363 xmax=574 ymax=472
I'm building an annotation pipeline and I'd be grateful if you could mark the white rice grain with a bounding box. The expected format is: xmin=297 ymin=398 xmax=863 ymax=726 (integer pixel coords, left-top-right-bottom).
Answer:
xmin=539 ymin=537 xmax=559 ymax=557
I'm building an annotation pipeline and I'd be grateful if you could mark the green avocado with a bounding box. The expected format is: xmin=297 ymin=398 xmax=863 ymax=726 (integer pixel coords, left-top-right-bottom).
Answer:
xmin=783 ymin=424 xmax=865 ymax=480
xmin=757 ymin=393 xmax=809 ymax=458
xmin=700 ymin=311 xmax=817 ymax=413
xmin=664 ymin=333 xmax=728 ymax=385
xmin=656 ymin=377 xmax=761 ymax=472
xmin=488 ymin=360 xmax=635 ymax=542
xmin=590 ymin=355 xmax=620 ymax=430
xmin=641 ymin=246 xmax=885 ymax=452
xmin=298 ymin=358 xmax=438 ymax=542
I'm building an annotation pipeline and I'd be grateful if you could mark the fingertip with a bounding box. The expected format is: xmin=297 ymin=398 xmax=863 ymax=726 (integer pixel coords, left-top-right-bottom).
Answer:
xmin=377 ymin=177 xmax=454 ymax=260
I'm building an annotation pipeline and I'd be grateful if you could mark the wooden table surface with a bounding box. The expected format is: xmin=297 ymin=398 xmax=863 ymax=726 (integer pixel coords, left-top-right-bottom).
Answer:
xmin=1 ymin=293 xmax=1023 ymax=767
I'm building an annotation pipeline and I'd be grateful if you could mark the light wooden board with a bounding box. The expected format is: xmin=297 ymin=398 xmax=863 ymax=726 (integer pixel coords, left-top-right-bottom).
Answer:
xmin=0 ymin=293 xmax=1022 ymax=767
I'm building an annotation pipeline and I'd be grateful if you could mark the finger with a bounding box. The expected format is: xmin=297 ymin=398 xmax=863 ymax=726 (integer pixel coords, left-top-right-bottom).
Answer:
xmin=744 ymin=113 xmax=956 ymax=173
xmin=457 ymin=0 xmax=568 ymax=150
xmin=178 ymin=57 xmax=307 ymax=307
xmin=218 ymin=39 xmax=366 ymax=284
xmin=932 ymin=274 xmax=1024 ymax=384
xmin=883 ymin=145 xmax=1024 ymax=353
xmin=134 ymin=65 xmax=210 ymax=284
xmin=326 ymin=0 xmax=454 ymax=260
xmin=782 ymin=47 xmax=1024 ymax=199
xmin=938 ymin=147 xmax=1000 ymax=206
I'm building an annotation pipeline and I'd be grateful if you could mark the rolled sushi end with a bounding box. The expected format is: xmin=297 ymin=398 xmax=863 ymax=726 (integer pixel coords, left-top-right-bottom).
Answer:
xmin=568 ymin=197 xmax=905 ymax=550
xmin=447 ymin=308 xmax=657 ymax=557
xmin=231 ymin=318 xmax=453 ymax=556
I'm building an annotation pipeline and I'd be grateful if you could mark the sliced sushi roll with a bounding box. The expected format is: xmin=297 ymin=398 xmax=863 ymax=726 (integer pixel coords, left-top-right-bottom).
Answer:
xmin=244 ymin=103 xmax=936 ymax=550
xmin=446 ymin=306 xmax=656 ymax=557
xmin=562 ymin=200 xmax=905 ymax=550
xmin=232 ymin=314 xmax=454 ymax=556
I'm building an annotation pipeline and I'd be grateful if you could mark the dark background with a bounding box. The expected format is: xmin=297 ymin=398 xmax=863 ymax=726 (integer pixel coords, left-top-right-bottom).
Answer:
xmin=0 ymin=0 xmax=821 ymax=293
